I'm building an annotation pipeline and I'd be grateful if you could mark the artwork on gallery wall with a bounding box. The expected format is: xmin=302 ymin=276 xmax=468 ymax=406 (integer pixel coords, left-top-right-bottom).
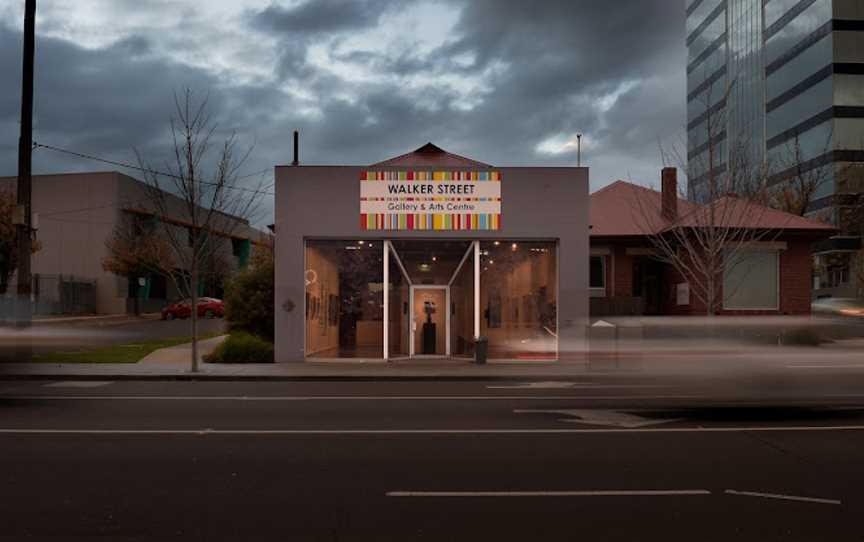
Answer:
xmin=487 ymin=290 xmax=502 ymax=328
xmin=319 ymin=286 xmax=328 ymax=336
xmin=328 ymin=295 xmax=339 ymax=326
xmin=310 ymin=295 xmax=318 ymax=320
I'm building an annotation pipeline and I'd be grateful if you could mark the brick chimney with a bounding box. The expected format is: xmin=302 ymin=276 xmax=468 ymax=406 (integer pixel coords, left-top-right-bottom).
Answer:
xmin=661 ymin=167 xmax=678 ymax=222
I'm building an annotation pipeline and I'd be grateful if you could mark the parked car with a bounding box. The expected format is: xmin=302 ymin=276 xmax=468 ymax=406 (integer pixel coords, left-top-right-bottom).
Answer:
xmin=161 ymin=297 xmax=225 ymax=320
xmin=811 ymin=297 xmax=864 ymax=318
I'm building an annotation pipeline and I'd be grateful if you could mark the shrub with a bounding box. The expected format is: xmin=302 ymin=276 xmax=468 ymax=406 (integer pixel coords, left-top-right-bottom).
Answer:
xmin=206 ymin=332 xmax=274 ymax=363
xmin=224 ymin=259 xmax=274 ymax=341
xmin=781 ymin=327 xmax=824 ymax=347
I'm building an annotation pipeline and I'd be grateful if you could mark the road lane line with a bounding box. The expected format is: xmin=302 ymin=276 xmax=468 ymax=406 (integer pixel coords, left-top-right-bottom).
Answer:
xmin=42 ymin=381 xmax=113 ymax=388
xmin=487 ymin=384 xmax=668 ymax=389
xmin=0 ymin=395 xmax=712 ymax=401
xmin=386 ymin=490 xmax=712 ymax=497
xmin=7 ymin=393 xmax=864 ymax=403
xmin=725 ymin=489 xmax=842 ymax=505
xmin=788 ymin=365 xmax=864 ymax=369
xmin=3 ymin=426 xmax=864 ymax=435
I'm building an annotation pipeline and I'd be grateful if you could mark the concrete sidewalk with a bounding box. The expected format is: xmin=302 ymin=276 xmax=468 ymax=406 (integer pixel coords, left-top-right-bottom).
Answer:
xmin=139 ymin=334 xmax=228 ymax=365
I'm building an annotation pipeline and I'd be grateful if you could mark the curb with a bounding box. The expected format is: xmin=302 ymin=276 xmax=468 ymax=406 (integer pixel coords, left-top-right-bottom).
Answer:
xmin=0 ymin=373 xmax=612 ymax=382
xmin=31 ymin=313 xmax=162 ymax=326
xmin=0 ymin=362 xmax=657 ymax=382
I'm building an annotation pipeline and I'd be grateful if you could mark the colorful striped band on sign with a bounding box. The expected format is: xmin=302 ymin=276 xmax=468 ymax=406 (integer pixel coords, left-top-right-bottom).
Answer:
xmin=360 ymin=171 xmax=502 ymax=230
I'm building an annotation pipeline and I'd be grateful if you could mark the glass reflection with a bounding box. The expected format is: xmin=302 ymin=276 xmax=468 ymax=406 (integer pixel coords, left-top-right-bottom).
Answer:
xmin=480 ymin=241 xmax=557 ymax=360
xmin=305 ymin=240 xmax=383 ymax=359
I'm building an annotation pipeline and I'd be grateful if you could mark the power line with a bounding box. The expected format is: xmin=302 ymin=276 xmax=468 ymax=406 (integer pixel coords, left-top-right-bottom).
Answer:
xmin=33 ymin=142 xmax=275 ymax=196
xmin=38 ymin=182 xmax=274 ymax=219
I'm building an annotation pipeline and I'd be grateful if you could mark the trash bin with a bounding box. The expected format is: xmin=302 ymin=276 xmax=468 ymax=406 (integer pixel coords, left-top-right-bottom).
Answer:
xmin=474 ymin=336 xmax=488 ymax=365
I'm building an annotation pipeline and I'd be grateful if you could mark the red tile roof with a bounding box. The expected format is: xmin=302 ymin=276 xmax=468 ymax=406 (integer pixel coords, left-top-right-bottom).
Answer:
xmin=590 ymin=180 xmax=834 ymax=237
xmin=589 ymin=180 xmax=700 ymax=237
xmin=371 ymin=143 xmax=492 ymax=168
xmin=673 ymin=194 xmax=836 ymax=232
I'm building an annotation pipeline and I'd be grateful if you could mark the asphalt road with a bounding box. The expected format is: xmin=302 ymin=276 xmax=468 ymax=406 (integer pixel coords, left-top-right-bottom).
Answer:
xmin=1 ymin=380 xmax=863 ymax=541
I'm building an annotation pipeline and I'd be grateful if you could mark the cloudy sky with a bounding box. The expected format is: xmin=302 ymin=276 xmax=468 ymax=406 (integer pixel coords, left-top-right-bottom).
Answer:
xmin=0 ymin=0 xmax=685 ymax=225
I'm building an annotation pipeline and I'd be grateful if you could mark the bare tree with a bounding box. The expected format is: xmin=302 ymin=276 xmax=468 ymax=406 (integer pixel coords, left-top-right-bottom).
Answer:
xmin=645 ymin=78 xmax=785 ymax=315
xmin=633 ymin=186 xmax=780 ymax=316
xmin=847 ymin=166 xmax=864 ymax=298
xmin=133 ymin=89 xmax=264 ymax=372
xmin=767 ymin=130 xmax=835 ymax=217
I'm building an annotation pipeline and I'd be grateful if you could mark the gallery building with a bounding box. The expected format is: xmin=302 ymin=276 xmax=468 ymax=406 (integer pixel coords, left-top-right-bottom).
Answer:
xmin=274 ymin=143 xmax=590 ymax=363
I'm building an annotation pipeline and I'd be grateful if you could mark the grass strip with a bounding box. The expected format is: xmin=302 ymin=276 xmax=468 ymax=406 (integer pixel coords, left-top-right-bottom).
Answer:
xmin=29 ymin=332 xmax=222 ymax=364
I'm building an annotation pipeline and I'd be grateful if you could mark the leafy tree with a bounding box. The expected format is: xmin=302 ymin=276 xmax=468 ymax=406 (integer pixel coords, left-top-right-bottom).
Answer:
xmin=224 ymin=254 xmax=274 ymax=341
xmin=102 ymin=213 xmax=175 ymax=314
xmin=0 ymin=189 xmax=41 ymax=295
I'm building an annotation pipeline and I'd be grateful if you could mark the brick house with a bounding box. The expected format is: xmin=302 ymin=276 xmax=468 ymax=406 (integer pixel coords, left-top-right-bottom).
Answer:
xmin=589 ymin=168 xmax=836 ymax=317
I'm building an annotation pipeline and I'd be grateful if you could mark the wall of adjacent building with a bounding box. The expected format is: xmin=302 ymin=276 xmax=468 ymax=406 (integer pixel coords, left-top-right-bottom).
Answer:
xmin=0 ymin=172 xmax=126 ymax=314
xmin=1 ymin=171 xmax=270 ymax=315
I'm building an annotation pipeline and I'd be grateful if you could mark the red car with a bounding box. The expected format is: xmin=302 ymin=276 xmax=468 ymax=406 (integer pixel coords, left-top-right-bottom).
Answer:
xmin=161 ymin=297 xmax=225 ymax=320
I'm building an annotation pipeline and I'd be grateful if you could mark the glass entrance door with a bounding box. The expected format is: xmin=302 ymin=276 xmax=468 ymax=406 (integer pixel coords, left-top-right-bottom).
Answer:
xmin=410 ymin=286 xmax=448 ymax=357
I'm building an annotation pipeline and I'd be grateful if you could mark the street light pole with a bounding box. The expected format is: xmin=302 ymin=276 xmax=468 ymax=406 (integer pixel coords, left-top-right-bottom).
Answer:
xmin=16 ymin=0 xmax=36 ymax=327
xmin=576 ymin=134 xmax=582 ymax=167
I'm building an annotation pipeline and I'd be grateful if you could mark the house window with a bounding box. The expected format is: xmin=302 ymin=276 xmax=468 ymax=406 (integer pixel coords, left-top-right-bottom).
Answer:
xmin=723 ymin=249 xmax=780 ymax=310
xmin=590 ymin=256 xmax=605 ymax=290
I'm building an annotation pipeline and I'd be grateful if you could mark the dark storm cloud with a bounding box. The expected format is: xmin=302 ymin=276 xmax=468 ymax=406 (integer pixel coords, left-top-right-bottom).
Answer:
xmin=0 ymin=23 xmax=283 ymax=223
xmin=0 ymin=25 xmax=215 ymax=163
xmin=246 ymin=0 xmax=685 ymax=181
xmin=250 ymin=0 xmax=405 ymax=35
xmin=0 ymin=0 xmax=685 ymax=226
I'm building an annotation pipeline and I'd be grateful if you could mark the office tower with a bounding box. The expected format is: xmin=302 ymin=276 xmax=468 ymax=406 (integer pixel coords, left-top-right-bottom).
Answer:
xmin=686 ymin=0 xmax=864 ymax=297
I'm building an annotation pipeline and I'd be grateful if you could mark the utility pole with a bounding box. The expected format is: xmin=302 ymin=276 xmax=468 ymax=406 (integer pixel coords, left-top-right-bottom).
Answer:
xmin=15 ymin=0 xmax=36 ymax=327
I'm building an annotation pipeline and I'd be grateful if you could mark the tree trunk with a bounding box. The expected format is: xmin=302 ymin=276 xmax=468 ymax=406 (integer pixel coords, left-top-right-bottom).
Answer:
xmin=190 ymin=263 xmax=199 ymax=373
xmin=130 ymin=278 xmax=140 ymax=316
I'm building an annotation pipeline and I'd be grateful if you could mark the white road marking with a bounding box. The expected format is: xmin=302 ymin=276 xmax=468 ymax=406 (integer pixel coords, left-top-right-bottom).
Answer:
xmin=488 ymin=382 xmax=578 ymax=389
xmin=725 ymin=489 xmax=842 ymax=505
xmin=487 ymin=383 xmax=665 ymax=390
xmin=2 ymin=425 xmax=864 ymax=435
xmin=42 ymin=381 xmax=113 ymax=388
xmin=386 ymin=490 xmax=711 ymax=497
xmin=788 ymin=364 xmax=864 ymax=369
xmin=514 ymin=409 xmax=681 ymax=428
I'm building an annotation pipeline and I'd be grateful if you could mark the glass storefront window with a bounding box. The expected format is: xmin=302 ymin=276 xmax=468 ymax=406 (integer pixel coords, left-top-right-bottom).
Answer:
xmin=449 ymin=246 xmax=475 ymax=358
xmin=387 ymin=243 xmax=410 ymax=359
xmin=305 ymin=240 xmax=384 ymax=358
xmin=305 ymin=239 xmax=561 ymax=361
xmin=479 ymin=241 xmax=557 ymax=360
